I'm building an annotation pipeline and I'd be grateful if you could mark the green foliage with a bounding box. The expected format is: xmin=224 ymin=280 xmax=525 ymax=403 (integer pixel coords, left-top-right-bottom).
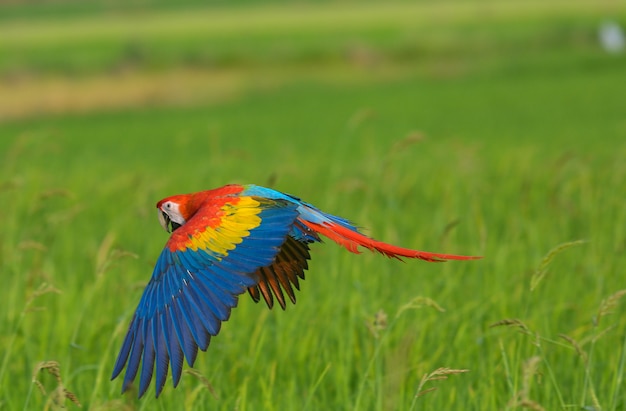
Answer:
xmin=1 ymin=1 xmax=625 ymax=410
xmin=2 ymin=1 xmax=624 ymax=76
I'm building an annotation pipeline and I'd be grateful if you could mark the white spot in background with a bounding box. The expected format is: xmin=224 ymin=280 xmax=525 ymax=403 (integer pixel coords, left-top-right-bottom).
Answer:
xmin=598 ymin=20 xmax=625 ymax=54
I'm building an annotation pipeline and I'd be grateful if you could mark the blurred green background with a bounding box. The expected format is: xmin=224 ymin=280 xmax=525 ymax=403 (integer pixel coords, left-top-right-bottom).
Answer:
xmin=1 ymin=0 xmax=625 ymax=410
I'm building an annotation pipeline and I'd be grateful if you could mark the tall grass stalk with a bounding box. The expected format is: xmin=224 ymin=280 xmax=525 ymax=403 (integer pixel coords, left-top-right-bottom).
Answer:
xmin=609 ymin=331 xmax=626 ymax=411
xmin=0 ymin=284 xmax=61 ymax=409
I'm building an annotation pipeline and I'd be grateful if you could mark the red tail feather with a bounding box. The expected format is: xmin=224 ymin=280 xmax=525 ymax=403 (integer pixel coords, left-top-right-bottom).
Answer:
xmin=300 ymin=220 xmax=481 ymax=263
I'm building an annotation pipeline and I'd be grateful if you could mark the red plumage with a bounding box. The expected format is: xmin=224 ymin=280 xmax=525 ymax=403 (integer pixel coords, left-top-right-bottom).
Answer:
xmin=300 ymin=220 xmax=479 ymax=262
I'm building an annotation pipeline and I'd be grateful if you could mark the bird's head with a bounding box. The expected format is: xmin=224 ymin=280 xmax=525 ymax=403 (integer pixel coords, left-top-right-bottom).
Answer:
xmin=156 ymin=195 xmax=190 ymax=233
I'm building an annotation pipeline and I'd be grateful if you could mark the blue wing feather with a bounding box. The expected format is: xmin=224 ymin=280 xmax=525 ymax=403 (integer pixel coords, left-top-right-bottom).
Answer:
xmin=194 ymin=272 xmax=238 ymax=317
xmin=163 ymin=308 xmax=184 ymax=388
xmin=122 ymin=317 xmax=143 ymax=391
xmin=178 ymin=283 xmax=210 ymax=349
xmin=184 ymin=282 xmax=222 ymax=335
xmin=189 ymin=274 xmax=231 ymax=322
xmin=153 ymin=314 xmax=169 ymax=397
xmin=112 ymin=199 xmax=299 ymax=397
xmin=171 ymin=292 xmax=198 ymax=366
xmin=139 ymin=319 xmax=155 ymax=395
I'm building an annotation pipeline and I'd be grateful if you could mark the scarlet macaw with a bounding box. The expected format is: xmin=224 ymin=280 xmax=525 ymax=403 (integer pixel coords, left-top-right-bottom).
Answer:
xmin=111 ymin=184 xmax=480 ymax=397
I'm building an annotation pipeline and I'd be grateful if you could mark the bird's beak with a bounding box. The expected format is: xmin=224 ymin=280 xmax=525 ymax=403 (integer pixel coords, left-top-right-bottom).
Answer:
xmin=158 ymin=211 xmax=182 ymax=233
xmin=158 ymin=210 xmax=171 ymax=233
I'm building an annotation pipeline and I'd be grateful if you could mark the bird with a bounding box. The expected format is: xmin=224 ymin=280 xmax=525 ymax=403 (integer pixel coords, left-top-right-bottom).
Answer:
xmin=111 ymin=184 xmax=480 ymax=398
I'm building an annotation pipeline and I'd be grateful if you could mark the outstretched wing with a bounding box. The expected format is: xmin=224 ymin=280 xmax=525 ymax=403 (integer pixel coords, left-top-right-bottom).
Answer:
xmin=111 ymin=196 xmax=298 ymax=398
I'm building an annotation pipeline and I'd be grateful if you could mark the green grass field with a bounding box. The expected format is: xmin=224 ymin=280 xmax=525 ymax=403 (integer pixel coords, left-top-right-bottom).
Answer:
xmin=1 ymin=1 xmax=626 ymax=410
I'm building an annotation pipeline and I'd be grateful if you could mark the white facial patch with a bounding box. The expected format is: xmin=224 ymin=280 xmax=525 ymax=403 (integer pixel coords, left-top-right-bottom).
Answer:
xmin=161 ymin=201 xmax=186 ymax=225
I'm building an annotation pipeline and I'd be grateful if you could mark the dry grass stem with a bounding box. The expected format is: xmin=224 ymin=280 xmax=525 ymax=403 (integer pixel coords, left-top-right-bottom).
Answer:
xmin=515 ymin=399 xmax=546 ymax=411
xmin=29 ymin=283 xmax=62 ymax=301
xmin=184 ymin=369 xmax=218 ymax=399
xmin=95 ymin=232 xmax=139 ymax=276
xmin=18 ymin=240 xmax=48 ymax=252
xmin=90 ymin=400 xmax=135 ymax=411
xmin=558 ymin=334 xmax=589 ymax=365
xmin=589 ymin=386 xmax=602 ymax=411
xmin=521 ymin=356 xmax=541 ymax=398
xmin=389 ymin=133 xmax=425 ymax=154
xmin=415 ymin=367 xmax=469 ymax=398
xmin=37 ymin=189 xmax=74 ymax=201
xmin=365 ymin=309 xmax=388 ymax=339
xmin=594 ymin=289 xmax=626 ymax=326
xmin=25 ymin=283 xmax=62 ymax=313
xmin=396 ymin=296 xmax=445 ymax=319
xmin=507 ymin=356 xmax=545 ymax=411
xmin=32 ymin=361 xmax=81 ymax=408
xmin=490 ymin=318 xmax=532 ymax=335
xmin=530 ymin=240 xmax=585 ymax=291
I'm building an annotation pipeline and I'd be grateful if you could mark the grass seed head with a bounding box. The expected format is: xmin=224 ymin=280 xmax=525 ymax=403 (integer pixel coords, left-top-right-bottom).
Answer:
xmin=415 ymin=367 xmax=470 ymax=398
xmin=365 ymin=309 xmax=388 ymax=339
xmin=594 ymin=289 xmax=626 ymax=326
xmin=32 ymin=361 xmax=81 ymax=408
xmin=490 ymin=318 xmax=532 ymax=335
xmin=396 ymin=296 xmax=445 ymax=319
xmin=558 ymin=333 xmax=588 ymax=365
xmin=184 ymin=369 xmax=218 ymax=399
xmin=530 ymin=239 xmax=585 ymax=291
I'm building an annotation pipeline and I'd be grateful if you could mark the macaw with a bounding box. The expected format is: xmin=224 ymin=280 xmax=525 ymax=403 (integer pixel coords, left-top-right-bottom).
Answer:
xmin=111 ymin=184 xmax=480 ymax=397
